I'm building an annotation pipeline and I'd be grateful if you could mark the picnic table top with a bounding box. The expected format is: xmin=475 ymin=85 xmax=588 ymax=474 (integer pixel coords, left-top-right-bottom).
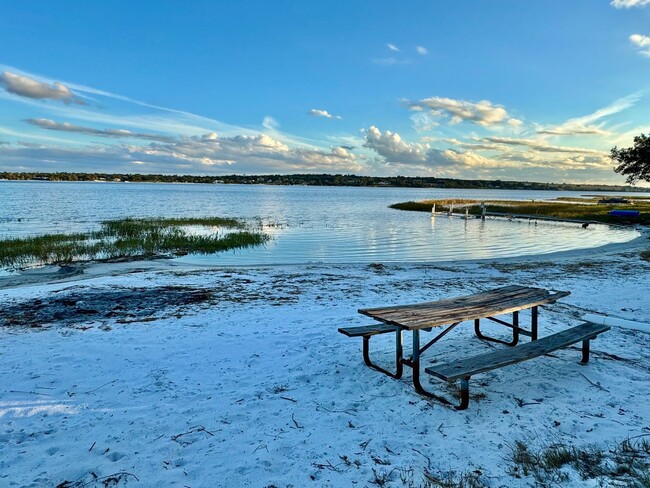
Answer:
xmin=358 ymin=285 xmax=570 ymax=330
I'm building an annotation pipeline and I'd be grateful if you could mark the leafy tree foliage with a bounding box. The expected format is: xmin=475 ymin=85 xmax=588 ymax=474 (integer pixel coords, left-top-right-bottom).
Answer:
xmin=611 ymin=134 xmax=650 ymax=184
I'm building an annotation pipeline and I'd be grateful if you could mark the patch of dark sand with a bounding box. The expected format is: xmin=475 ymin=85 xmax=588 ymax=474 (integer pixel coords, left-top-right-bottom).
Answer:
xmin=0 ymin=286 xmax=213 ymax=329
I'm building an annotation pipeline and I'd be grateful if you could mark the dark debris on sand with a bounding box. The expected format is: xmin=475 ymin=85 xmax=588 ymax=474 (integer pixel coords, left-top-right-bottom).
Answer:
xmin=0 ymin=286 xmax=213 ymax=329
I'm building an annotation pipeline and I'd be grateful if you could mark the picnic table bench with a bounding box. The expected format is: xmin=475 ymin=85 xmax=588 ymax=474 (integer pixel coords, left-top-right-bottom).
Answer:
xmin=339 ymin=285 xmax=609 ymax=409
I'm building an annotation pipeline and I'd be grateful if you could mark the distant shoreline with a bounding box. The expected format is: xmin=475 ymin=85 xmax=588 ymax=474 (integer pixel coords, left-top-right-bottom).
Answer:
xmin=1 ymin=172 xmax=649 ymax=192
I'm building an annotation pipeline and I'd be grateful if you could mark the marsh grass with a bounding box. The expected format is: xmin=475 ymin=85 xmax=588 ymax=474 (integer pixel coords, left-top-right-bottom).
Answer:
xmin=100 ymin=217 xmax=244 ymax=237
xmin=509 ymin=436 xmax=650 ymax=486
xmin=390 ymin=197 xmax=650 ymax=225
xmin=0 ymin=217 xmax=268 ymax=269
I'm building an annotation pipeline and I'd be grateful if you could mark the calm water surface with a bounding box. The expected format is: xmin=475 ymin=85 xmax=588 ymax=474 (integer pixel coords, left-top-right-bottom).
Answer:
xmin=0 ymin=181 xmax=646 ymax=266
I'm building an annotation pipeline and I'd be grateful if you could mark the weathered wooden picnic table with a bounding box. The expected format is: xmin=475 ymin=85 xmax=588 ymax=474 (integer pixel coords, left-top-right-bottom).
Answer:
xmin=340 ymin=285 xmax=610 ymax=409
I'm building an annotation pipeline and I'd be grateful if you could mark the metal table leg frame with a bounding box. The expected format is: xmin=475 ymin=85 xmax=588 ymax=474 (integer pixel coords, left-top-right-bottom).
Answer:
xmin=410 ymin=329 xmax=453 ymax=406
xmin=474 ymin=311 xmax=520 ymax=346
xmin=457 ymin=377 xmax=470 ymax=410
xmin=362 ymin=329 xmax=403 ymax=379
xmin=580 ymin=338 xmax=591 ymax=364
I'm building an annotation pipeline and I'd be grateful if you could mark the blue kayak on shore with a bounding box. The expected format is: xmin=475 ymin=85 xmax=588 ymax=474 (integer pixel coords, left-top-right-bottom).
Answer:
xmin=609 ymin=209 xmax=640 ymax=217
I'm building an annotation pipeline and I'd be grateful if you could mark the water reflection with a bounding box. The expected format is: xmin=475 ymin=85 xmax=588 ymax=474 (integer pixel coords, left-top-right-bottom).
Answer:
xmin=0 ymin=181 xmax=643 ymax=266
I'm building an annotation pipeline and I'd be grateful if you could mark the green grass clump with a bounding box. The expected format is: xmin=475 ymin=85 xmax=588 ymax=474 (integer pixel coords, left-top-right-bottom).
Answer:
xmin=0 ymin=216 xmax=268 ymax=269
xmin=0 ymin=233 xmax=94 ymax=268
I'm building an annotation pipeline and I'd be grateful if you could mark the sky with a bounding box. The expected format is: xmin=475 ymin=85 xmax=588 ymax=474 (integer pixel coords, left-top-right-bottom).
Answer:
xmin=1 ymin=0 xmax=649 ymax=184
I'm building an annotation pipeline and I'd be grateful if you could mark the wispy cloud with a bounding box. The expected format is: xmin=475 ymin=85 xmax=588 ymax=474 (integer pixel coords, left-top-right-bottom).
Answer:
xmin=1 ymin=71 xmax=84 ymax=104
xmin=26 ymin=118 xmax=176 ymax=142
xmin=410 ymin=112 xmax=439 ymax=132
xmin=536 ymin=124 xmax=610 ymax=136
xmin=387 ymin=43 xmax=400 ymax=52
xmin=482 ymin=136 xmax=606 ymax=155
xmin=262 ymin=116 xmax=280 ymax=131
xmin=371 ymin=57 xmax=410 ymax=66
xmin=308 ymin=109 xmax=342 ymax=119
xmin=0 ymin=65 xmax=259 ymax=139
xmin=611 ymin=0 xmax=650 ymax=7
xmin=630 ymin=34 xmax=650 ymax=57
xmin=536 ymin=93 xmax=640 ymax=136
xmin=406 ymin=96 xmax=521 ymax=128
xmin=416 ymin=46 xmax=428 ymax=55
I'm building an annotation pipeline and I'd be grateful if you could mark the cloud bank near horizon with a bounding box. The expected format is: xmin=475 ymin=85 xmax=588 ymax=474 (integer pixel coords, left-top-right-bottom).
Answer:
xmin=0 ymin=67 xmax=645 ymax=184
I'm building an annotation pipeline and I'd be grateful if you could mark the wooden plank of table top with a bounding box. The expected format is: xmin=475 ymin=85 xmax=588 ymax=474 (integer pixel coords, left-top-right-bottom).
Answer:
xmin=361 ymin=285 xmax=539 ymax=315
xmin=360 ymin=287 xmax=540 ymax=320
xmin=385 ymin=288 xmax=544 ymax=320
xmin=359 ymin=286 xmax=570 ymax=330
xmin=363 ymin=294 xmax=564 ymax=330
xmin=361 ymin=286 xmax=559 ymax=316
xmin=402 ymin=289 xmax=561 ymax=324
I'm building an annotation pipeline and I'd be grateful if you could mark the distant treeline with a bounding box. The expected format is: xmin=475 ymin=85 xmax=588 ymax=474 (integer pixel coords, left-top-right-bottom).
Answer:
xmin=0 ymin=172 xmax=646 ymax=192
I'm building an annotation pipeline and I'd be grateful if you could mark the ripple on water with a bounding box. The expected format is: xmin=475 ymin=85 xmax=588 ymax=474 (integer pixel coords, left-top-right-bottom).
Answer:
xmin=0 ymin=181 xmax=643 ymax=267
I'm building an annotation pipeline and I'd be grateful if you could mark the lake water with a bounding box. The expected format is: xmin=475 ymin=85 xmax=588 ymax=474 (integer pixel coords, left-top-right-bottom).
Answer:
xmin=0 ymin=181 xmax=646 ymax=267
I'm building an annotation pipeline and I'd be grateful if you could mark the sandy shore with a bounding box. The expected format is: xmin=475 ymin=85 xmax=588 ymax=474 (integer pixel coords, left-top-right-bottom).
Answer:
xmin=1 ymin=234 xmax=649 ymax=486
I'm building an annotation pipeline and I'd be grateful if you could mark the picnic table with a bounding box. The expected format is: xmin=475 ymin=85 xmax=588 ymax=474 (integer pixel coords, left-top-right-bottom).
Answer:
xmin=340 ymin=285 xmax=609 ymax=409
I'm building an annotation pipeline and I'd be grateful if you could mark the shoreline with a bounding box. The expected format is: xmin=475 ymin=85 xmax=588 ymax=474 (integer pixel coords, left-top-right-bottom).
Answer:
xmin=3 ymin=176 xmax=650 ymax=193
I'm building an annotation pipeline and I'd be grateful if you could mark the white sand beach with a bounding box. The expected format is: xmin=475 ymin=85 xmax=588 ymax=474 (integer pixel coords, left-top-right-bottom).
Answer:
xmin=1 ymin=235 xmax=649 ymax=487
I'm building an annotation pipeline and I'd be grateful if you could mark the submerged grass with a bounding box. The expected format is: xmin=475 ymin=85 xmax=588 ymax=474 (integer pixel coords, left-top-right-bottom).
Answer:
xmin=100 ymin=216 xmax=244 ymax=237
xmin=0 ymin=216 xmax=268 ymax=269
xmin=390 ymin=196 xmax=650 ymax=225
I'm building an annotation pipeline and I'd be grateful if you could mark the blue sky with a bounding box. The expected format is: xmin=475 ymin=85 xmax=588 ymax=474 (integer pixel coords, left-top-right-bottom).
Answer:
xmin=1 ymin=0 xmax=649 ymax=184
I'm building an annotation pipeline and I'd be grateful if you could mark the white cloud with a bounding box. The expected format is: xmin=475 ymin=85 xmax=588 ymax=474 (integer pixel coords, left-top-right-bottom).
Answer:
xmin=630 ymin=34 xmax=650 ymax=57
xmin=26 ymin=118 xmax=176 ymax=142
xmin=0 ymin=131 xmax=364 ymax=174
xmin=126 ymin=133 xmax=362 ymax=172
xmin=0 ymin=71 xmax=82 ymax=104
xmin=363 ymin=126 xmax=519 ymax=170
xmin=406 ymin=96 xmax=520 ymax=127
xmin=416 ymin=46 xmax=428 ymax=55
xmin=611 ymin=0 xmax=650 ymax=7
xmin=308 ymin=109 xmax=342 ymax=119
xmin=363 ymin=126 xmax=429 ymax=164
xmin=262 ymin=116 xmax=279 ymax=131
xmin=362 ymin=126 xmax=616 ymax=181
xmin=387 ymin=43 xmax=400 ymax=52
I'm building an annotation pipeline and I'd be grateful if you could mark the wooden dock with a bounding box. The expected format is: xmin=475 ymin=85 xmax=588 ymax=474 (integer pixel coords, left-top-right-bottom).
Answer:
xmin=432 ymin=210 xmax=598 ymax=226
xmin=484 ymin=211 xmax=598 ymax=226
